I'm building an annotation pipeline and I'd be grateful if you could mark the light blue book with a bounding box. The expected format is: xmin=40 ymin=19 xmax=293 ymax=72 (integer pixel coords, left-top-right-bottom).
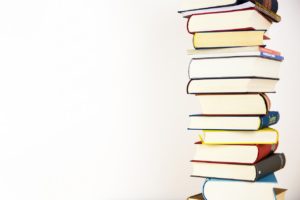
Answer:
xmin=202 ymin=173 xmax=279 ymax=200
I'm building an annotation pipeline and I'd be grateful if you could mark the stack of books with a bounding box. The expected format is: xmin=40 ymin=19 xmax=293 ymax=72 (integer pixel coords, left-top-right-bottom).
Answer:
xmin=179 ymin=0 xmax=287 ymax=199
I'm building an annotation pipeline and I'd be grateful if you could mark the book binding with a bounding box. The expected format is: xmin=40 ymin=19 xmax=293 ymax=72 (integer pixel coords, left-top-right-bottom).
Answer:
xmin=260 ymin=111 xmax=280 ymax=129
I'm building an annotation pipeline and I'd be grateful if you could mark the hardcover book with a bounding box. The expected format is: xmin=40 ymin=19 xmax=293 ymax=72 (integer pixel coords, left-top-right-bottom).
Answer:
xmin=189 ymin=111 xmax=280 ymax=130
xmin=189 ymin=56 xmax=282 ymax=79
xmin=202 ymin=174 xmax=281 ymax=200
xmin=187 ymin=190 xmax=287 ymax=200
xmin=192 ymin=142 xmax=278 ymax=164
xmin=187 ymin=193 xmax=204 ymax=200
xmin=188 ymin=46 xmax=283 ymax=60
xmin=191 ymin=154 xmax=286 ymax=181
xmin=198 ymin=128 xmax=279 ymax=144
xmin=274 ymin=188 xmax=287 ymax=200
xmin=194 ymin=94 xmax=271 ymax=116
xmin=187 ymin=77 xmax=279 ymax=94
xmin=193 ymin=30 xmax=266 ymax=49
xmin=187 ymin=9 xmax=271 ymax=33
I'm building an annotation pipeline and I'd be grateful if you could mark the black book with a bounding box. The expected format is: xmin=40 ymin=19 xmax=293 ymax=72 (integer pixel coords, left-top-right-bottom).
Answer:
xmin=191 ymin=153 xmax=286 ymax=181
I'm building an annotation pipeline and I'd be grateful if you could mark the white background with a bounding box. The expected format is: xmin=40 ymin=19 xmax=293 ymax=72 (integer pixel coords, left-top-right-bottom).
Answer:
xmin=0 ymin=0 xmax=299 ymax=199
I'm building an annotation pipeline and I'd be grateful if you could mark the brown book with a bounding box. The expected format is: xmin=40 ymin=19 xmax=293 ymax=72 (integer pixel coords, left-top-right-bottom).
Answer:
xmin=252 ymin=1 xmax=281 ymax=22
xmin=274 ymin=188 xmax=287 ymax=200
xmin=187 ymin=193 xmax=204 ymax=200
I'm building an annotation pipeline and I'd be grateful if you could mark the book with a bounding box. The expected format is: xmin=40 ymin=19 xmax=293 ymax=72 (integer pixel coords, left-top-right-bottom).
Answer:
xmin=187 ymin=9 xmax=271 ymax=33
xmin=274 ymin=188 xmax=287 ymax=200
xmin=198 ymin=128 xmax=279 ymax=144
xmin=192 ymin=142 xmax=278 ymax=164
xmin=195 ymin=94 xmax=271 ymax=115
xmin=179 ymin=0 xmax=278 ymax=14
xmin=189 ymin=56 xmax=282 ymax=79
xmin=193 ymin=30 xmax=266 ymax=49
xmin=187 ymin=193 xmax=204 ymax=200
xmin=188 ymin=189 xmax=287 ymax=200
xmin=202 ymin=174 xmax=280 ymax=199
xmin=188 ymin=47 xmax=283 ymax=60
xmin=191 ymin=154 xmax=285 ymax=181
xmin=187 ymin=77 xmax=279 ymax=94
xmin=189 ymin=111 xmax=280 ymax=130
xmin=179 ymin=1 xmax=281 ymax=22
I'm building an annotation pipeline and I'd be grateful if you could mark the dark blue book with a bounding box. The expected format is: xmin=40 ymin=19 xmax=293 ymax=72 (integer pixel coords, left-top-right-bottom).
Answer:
xmin=189 ymin=111 xmax=280 ymax=131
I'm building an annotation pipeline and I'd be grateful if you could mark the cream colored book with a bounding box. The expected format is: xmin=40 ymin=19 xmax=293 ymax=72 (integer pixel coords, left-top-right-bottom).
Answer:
xmin=187 ymin=9 xmax=271 ymax=33
xmin=194 ymin=94 xmax=270 ymax=115
xmin=187 ymin=77 xmax=279 ymax=94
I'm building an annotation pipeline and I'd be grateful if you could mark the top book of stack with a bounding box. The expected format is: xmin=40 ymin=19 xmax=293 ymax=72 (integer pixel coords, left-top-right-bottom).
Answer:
xmin=179 ymin=0 xmax=281 ymax=23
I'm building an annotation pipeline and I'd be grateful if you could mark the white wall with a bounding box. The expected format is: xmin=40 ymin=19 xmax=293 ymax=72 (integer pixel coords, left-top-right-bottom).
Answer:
xmin=0 ymin=0 xmax=298 ymax=199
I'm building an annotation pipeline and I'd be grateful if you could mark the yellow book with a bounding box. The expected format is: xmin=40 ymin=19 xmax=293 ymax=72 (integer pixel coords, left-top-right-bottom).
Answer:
xmin=193 ymin=30 xmax=265 ymax=49
xmin=199 ymin=128 xmax=279 ymax=145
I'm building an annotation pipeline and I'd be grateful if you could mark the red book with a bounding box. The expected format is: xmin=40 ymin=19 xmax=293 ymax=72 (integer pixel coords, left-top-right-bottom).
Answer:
xmin=192 ymin=142 xmax=278 ymax=165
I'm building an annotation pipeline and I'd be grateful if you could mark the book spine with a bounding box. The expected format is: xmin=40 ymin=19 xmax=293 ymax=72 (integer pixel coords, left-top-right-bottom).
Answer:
xmin=259 ymin=111 xmax=280 ymax=129
xmin=187 ymin=79 xmax=192 ymax=94
xmin=192 ymin=34 xmax=197 ymax=48
xmin=248 ymin=0 xmax=279 ymax=13
xmin=253 ymin=1 xmax=281 ymax=22
xmin=187 ymin=16 xmax=193 ymax=34
xmin=202 ymin=179 xmax=209 ymax=200
xmin=260 ymin=52 xmax=284 ymax=61
xmin=255 ymin=143 xmax=278 ymax=163
xmin=254 ymin=153 xmax=286 ymax=181
xmin=260 ymin=93 xmax=271 ymax=112
xmin=188 ymin=59 xmax=193 ymax=79
xmin=259 ymin=47 xmax=281 ymax=55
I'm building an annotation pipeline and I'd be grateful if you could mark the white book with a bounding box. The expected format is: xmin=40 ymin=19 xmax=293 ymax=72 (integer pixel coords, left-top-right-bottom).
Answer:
xmin=202 ymin=174 xmax=279 ymax=200
xmin=189 ymin=57 xmax=282 ymax=79
xmin=187 ymin=46 xmax=281 ymax=59
xmin=179 ymin=2 xmax=255 ymax=17
xmin=187 ymin=78 xmax=279 ymax=94
xmin=193 ymin=94 xmax=270 ymax=115
xmin=187 ymin=9 xmax=271 ymax=33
